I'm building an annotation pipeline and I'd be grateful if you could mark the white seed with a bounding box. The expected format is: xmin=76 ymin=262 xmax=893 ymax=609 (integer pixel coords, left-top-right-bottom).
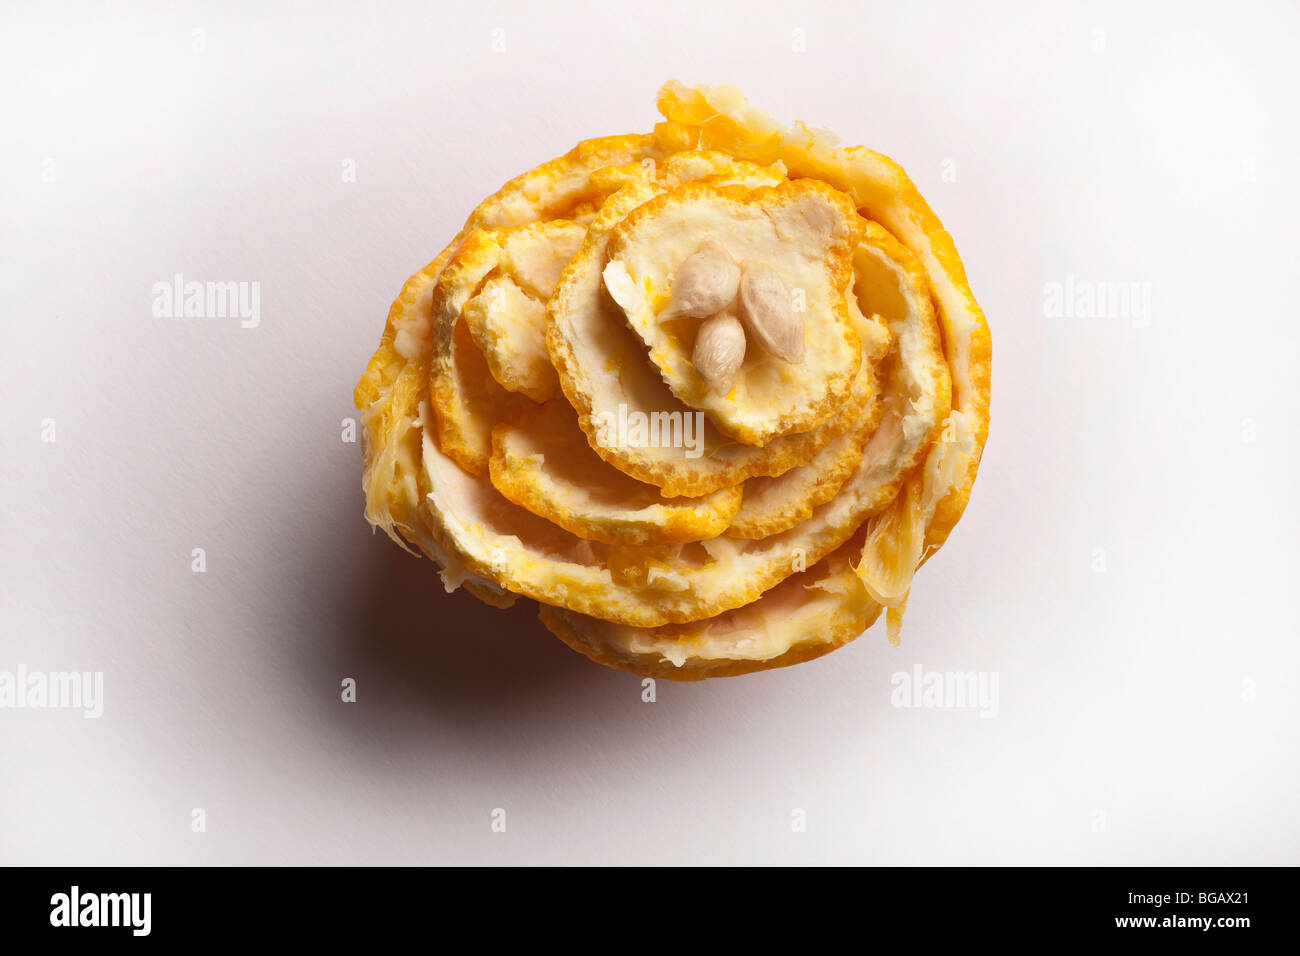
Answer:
xmin=739 ymin=264 xmax=805 ymax=363
xmin=693 ymin=311 xmax=747 ymax=395
xmin=665 ymin=240 xmax=740 ymax=318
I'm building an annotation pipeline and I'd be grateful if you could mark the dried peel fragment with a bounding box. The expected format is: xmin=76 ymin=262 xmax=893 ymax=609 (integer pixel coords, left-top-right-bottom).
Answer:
xmin=602 ymin=180 xmax=863 ymax=446
xmin=489 ymin=401 xmax=742 ymax=547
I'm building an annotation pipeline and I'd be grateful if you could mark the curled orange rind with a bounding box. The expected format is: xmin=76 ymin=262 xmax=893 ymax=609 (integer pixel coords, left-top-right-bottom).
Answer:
xmin=354 ymin=84 xmax=990 ymax=678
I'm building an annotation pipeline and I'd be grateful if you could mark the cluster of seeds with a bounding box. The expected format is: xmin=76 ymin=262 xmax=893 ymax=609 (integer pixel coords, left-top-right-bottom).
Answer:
xmin=665 ymin=240 xmax=805 ymax=395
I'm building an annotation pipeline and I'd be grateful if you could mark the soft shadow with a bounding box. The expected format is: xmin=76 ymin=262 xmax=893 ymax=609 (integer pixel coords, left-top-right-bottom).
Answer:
xmin=321 ymin=528 xmax=617 ymax=734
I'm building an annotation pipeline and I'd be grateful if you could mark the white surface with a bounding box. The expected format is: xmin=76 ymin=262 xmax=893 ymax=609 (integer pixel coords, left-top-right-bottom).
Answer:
xmin=2 ymin=0 xmax=1297 ymax=866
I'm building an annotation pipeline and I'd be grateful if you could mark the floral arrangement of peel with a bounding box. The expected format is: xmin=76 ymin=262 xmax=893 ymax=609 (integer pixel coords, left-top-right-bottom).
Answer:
xmin=353 ymin=83 xmax=992 ymax=680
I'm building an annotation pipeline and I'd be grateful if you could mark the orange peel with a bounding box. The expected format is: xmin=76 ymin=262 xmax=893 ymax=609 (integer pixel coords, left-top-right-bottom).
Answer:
xmin=353 ymin=84 xmax=991 ymax=678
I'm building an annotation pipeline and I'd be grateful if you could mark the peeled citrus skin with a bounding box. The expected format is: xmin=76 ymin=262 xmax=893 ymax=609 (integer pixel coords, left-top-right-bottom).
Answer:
xmin=354 ymin=84 xmax=991 ymax=679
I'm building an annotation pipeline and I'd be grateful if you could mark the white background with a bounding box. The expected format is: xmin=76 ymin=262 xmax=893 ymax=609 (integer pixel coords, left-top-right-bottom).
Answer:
xmin=2 ymin=0 xmax=1297 ymax=865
